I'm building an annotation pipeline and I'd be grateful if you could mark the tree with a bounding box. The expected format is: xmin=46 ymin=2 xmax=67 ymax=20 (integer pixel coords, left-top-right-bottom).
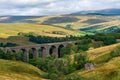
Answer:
xmin=103 ymin=36 xmax=116 ymax=45
xmin=74 ymin=52 xmax=88 ymax=70
xmin=60 ymin=43 xmax=77 ymax=57
xmin=0 ymin=49 xmax=4 ymax=59
xmin=49 ymin=73 xmax=58 ymax=80
xmin=110 ymin=45 xmax=120 ymax=58
xmin=66 ymin=24 xmax=72 ymax=29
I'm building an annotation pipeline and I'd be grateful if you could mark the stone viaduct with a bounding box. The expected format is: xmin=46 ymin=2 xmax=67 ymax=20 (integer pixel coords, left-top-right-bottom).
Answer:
xmin=1 ymin=41 xmax=79 ymax=62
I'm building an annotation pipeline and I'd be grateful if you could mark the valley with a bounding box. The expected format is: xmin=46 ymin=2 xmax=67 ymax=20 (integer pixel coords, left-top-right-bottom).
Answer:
xmin=0 ymin=0 xmax=120 ymax=80
xmin=0 ymin=13 xmax=120 ymax=80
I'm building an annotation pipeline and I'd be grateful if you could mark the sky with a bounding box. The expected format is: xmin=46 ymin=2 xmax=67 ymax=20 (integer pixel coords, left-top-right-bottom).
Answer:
xmin=0 ymin=0 xmax=120 ymax=16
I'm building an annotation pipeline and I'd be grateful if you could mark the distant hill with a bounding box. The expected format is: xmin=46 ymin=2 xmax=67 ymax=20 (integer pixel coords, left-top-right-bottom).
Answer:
xmin=0 ymin=16 xmax=41 ymax=23
xmin=0 ymin=11 xmax=120 ymax=36
xmin=71 ymin=8 xmax=120 ymax=16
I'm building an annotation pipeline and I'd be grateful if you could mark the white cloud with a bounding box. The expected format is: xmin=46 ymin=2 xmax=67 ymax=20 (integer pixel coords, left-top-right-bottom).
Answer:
xmin=0 ymin=0 xmax=119 ymax=16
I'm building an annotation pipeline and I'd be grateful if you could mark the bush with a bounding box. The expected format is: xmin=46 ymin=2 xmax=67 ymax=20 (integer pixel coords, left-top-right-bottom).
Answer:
xmin=103 ymin=36 xmax=116 ymax=45
xmin=60 ymin=44 xmax=77 ymax=57
xmin=29 ymin=59 xmax=37 ymax=66
xmin=65 ymin=73 xmax=83 ymax=80
xmin=49 ymin=73 xmax=58 ymax=80
xmin=74 ymin=52 xmax=88 ymax=70
xmin=110 ymin=45 xmax=120 ymax=58
xmin=0 ymin=49 xmax=4 ymax=59
xmin=0 ymin=49 xmax=23 ymax=61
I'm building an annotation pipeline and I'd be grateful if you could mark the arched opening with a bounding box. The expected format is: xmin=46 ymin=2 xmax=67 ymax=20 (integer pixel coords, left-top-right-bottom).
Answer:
xmin=38 ymin=48 xmax=43 ymax=58
xmin=58 ymin=44 xmax=64 ymax=58
xmin=49 ymin=46 xmax=56 ymax=55
xmin=11 ymin=49 xmax=16 ymax=53
xmin=9 ymin=49 xmax=17 ymax=60
xmin=16 ymin=49 xmax=24 ymax=61
xmin=29 ymin=48 xmax=34 ymax=59
xmin=30 ymin=48 xmax=39 ymax=59
xmin=49 ymin=45 xmax=58 ymax=58
xmin=75 ymin=42 xmax=79 ymax=45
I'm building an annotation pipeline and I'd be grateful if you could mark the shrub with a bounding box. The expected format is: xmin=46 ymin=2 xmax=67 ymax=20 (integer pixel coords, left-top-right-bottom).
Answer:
xmin=0 ymin=49 xmax=4 ymax=59
xmin=74 ymin=52 xmax=88 ymax=70
xmin=60 ymin=43 xmax=77 ymax=57
xmin=65 ymin=73 xmax=83 ymax=80
xmin=110 ymin=45 xmax=120 ymax=58
xmin=49 ymin=73 xmax=58 ymax=80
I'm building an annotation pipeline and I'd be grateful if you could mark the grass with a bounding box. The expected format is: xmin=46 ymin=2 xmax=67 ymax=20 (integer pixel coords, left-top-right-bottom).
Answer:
xmin=0 ymin=22 xmax=87 ymax=46
xmin=78 ymin=57 xmax=120 ymax=80
xmin=0 ymin=59 xmax=45 ymax=80
xmin=0 ymin=23 xmax=80 ymax=38
xmin=0 ymin=40 xmax=120 ymax=80
xmin=67 ymin=43 xmax=120 ymax=80
xmin=0 ymin=22 xmax=84 ymax=45
xmin=0 ymin=36 xmax=37 ymax=46
xmin=69 ymin=43 xmax=120 ymax=80
xmin=87 ymin=43 xmax=120 ymax=63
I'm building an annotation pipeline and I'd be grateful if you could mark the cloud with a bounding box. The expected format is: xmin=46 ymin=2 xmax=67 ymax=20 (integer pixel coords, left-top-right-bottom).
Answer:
xmin=0 ymin=0 xmax=120 ymax=16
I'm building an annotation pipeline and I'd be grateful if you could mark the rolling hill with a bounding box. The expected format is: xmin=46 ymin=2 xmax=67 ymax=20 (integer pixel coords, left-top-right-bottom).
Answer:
xmin=0 ymin=15 xmax=120 ymax=46
xmin=0 ymin=23 xmax=80 ymax=38
xmin=26 ymin=15 xmax=120 ymax=33
xmin=0 ymin=8 xmax=120 ymax=80
xmin=0 ymin=59 xmax=44 ymax=80
xmin=67 ymin=43 xmax=120 ymax=80
xmin=79 ymin=57 xmax=120 ymax=80
xmin=0 ymin=23 xmax=84 ymax=45
xmin=0 ymin=16 xmax=41 ymax=23
xmin=0 ymin=43 xmax=120 ymax=80
xmin=71 ymin=8 xmax=120 ymax=16
xmin=0 ymin=12 xmax=120 ymax=34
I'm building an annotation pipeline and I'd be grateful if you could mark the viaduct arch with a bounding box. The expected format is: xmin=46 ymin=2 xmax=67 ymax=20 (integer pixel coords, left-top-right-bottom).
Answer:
xmin=1 ymin=41 xmax=79 ymax=62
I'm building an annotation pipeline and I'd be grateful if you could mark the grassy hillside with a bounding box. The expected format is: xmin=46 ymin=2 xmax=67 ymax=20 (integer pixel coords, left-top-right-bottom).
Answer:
xmin=0 ymin=36 xmax=37 ymax=46
xmin=87 ymin=43 xmax=120 ymax=63
xmin=68 ymin=43 xmax=120 ymax=80
xmin=27 ymin=15 xmax=120 ymax=28
xmin=79 ymin=57 xmax=120 ymax=80
xmin=0 ymin=23 xmax=81 ymax=38
xmin=0 ymin=16 xmax=120 ymax=33
xmin=26 ymin=15 xmax=120 ymax=34
xmin=0 ymin=23 xmax=85 ymax=45
xmin=0 ymin=39 xmax=120 ymax=80
xmin=1 ymin=15 xmax=120 ymax=35
xmin=0 ymin=59 xmax=45 ymax=80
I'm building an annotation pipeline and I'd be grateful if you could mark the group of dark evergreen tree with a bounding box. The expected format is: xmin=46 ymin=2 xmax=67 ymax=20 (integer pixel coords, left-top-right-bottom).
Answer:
xmin=28 ymin=35 xmax=79 ymax=44
xmin=28 ymin=31 xmax=118 ymax=46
